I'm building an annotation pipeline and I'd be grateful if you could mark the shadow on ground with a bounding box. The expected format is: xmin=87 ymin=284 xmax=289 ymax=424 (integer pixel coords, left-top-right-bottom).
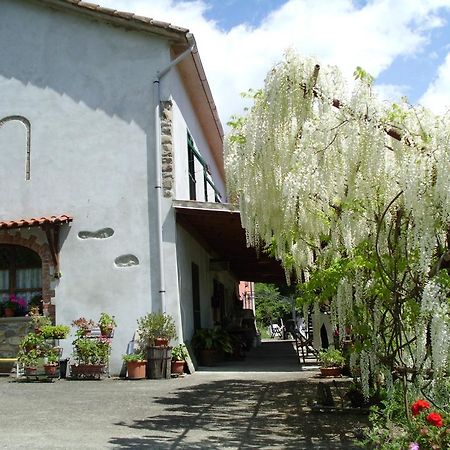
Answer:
xmin=109 ymin=378 xmax=368 ymax=449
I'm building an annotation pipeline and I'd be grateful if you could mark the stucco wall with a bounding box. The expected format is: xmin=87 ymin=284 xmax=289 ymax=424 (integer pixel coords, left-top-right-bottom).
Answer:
xmin=175 ymin=225 xmax=237 ymax=341
xmin=169 ymin=70 xmax=226 ymax=201
xmin=0 ymin=0 xmax=173 ymax=372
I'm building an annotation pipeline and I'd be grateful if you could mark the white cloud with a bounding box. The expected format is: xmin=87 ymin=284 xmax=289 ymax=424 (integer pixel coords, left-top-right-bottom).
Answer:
xmin=420 ymin=52 xmax=450 ymax=114
xmin=374 ymin=84 xmax=411 ymax=104
xmin=98 ymin=0 xmax=450 ymax=124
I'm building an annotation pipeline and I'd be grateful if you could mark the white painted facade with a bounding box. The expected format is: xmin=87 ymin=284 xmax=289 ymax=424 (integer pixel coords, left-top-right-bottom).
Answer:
xmin=0 ymin=0 xmax=236 ymax=374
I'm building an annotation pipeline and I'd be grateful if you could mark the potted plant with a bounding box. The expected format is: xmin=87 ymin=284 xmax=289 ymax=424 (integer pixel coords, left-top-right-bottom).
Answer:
xmin=71 ymin=316 xmax=111 ymax=378
xmin=318 ymin=348 xmax=345 ymax=377
xmin=98 ymin=312 xmax=117 ymax=337
xmin=41 ymin=325 xmax=70 ymax=340
xmin=19 ymin=332 xmax=46 ymax=353
xmin=171 ymin=344 xmax=188 ymax=375
xmin=71 ymin=317 xmax=96 ymax=336
xmin=43 ymin=348 xmax=59 ymax=376
xmin=136 ymin=312 xmax=177 ymax=348
xmin=2 ymin=295 xmax=27 ymax=317
xmin=18 ymin=350 xmax=39 ymax=376
xmin=122 ymin=353 xmax=147 ymax=379
xmin=28 ymin=306 xmax=52 ymax=333
xmin=191 ymin=328 xmax=233 ymax=366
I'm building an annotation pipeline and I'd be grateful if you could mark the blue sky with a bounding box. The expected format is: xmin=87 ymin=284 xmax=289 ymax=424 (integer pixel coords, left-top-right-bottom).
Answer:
xmin=103 ymin=0 xmax=450 ymax=124
xmin=203 ymin=0 xmax=288 ymax=30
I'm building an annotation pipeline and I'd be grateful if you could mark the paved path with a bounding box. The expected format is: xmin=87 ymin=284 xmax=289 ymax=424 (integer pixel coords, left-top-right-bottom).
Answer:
xmin=0 ymin=341 xmax=367 ymax=449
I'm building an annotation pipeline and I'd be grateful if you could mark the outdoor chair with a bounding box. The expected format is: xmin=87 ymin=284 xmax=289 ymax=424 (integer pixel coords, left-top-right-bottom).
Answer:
xmin=293 ymin=327 xmax=318 ymax=364
xmin=268 ymin=323 xmax=284 ymax=339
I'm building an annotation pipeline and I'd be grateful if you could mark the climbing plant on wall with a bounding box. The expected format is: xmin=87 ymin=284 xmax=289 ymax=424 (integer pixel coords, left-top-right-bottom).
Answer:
xmin=225 ymin=51 xmax=450 ymax=416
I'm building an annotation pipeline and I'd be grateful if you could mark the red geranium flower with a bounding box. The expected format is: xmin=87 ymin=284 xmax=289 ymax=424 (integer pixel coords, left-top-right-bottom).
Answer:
xmin=411 ymin=399 xmax=430 ymax=416
xmin=426 ymin=412 xmax=443 ymax=428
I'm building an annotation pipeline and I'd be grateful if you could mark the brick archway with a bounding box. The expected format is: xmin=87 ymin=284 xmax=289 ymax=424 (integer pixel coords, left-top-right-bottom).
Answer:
xmin=0 ymin=232 xmax=53 ymax=313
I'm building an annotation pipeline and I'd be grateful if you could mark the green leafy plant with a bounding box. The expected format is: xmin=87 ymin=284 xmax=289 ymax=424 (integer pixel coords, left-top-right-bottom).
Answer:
xmin=98 ymin=312 xmax=117 ymax=332
xmin=363 ymin=387 xmax=450 ymax=449
xmin=318 ymin=348 xmax=345 ymax=368
xmin=28 ymin=306 xmax=52 ymax=329
xmin=45 ymin=347 xmax=60 ymax=365
xmin=41 ymin=325 xmax=70 ymax=339
xmin=122 ymin=353 xmax=146 ymax=362
xmin=172 ymin=344 xmax=189 ymax=361
xmin=19 ymin=332 xmax=47 ymax=355
xmin=17 ymin=349 xmax=39 ymax=368
xmin=136 ymin=312 xmax=177 ymax=348
xmin=72 ymin=336 xmax=111 ymax=365
xmin=72 ymin=317 xmax=96 ymax=336
xmin=191 ymin=328 xmax=233 ymax=354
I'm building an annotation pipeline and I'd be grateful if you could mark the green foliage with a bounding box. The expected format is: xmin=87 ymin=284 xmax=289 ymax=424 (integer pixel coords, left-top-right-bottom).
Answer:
xmin=28 ymin=307 xmax=52 ymax=329
xmin=191 ymin=328 xmax=232 ymax=353
xmin=19 ymin=332 xmax=47 ymax=356
xmin=72 ymin=336 xmax=111 ymax=364
xmin=98 ymin=312 xmax=117 ymax=330
xmin=136 ymin=312 xmax=177 ymax=348
xmin=171 ymin=344 xmax=189 ymax=361
xmin=122 ymin=353 xmax=145 ymax=362
xmin=40 ymin=325 xmax=70 ymax=339
xmin=363 ymin=381 xmax=450 ymax=449
xmin=353 ymin=66 xmax=375 ymax=86
xmin=318 ymin=348 xmax=345 ymax=368
xmin=254 ymin=283 xmax=292 ymax=325
xmin=17 ymin=349 xmax=40 ymax=368
xmin=46 ymin=348 xmax=59 ymax=364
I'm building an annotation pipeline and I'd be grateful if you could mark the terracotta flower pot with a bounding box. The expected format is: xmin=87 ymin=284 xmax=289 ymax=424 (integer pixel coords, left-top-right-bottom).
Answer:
xmin=155 ymin=338 xmax=169 ymax=347
xmin=100 ymin=325 xmax=114 ymax=338
xmin=44 ymin=364 xmax=58 ymax=376
xmin=70 ymin=363 xmax=105 ymax=377
xmin=126 ymin=360 xmax=147 ymax=379
xmin=171 ymin=360 xmax=185 ymax=374
xmin=25 ymin=366 xmax=38 ymax=376
xmin=320 ymin=366 xmax=342 ymax=377
xmin=4 ymin=308 xmax=15 ymax=317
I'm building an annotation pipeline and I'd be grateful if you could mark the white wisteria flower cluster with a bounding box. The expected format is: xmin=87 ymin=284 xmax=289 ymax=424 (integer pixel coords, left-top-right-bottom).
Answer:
xmin=225 ymin=51 xmax=450 ymax=390
xmin=225 ymin=51 xmax=450 ymax=279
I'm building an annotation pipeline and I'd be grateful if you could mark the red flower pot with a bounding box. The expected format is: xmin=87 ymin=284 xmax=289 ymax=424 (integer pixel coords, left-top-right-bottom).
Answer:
xmin=126 ymin=360 xmax=147 ymax=379
xmin=44 ymin=364 xmax=58 ymax=376
xmin=25 ymin=366 xmax=38 ymax=376
xmin=4 ymin=308 xmax=15 ymax=317
xmin=155 ymin=338 xmax=169 ymax=347
xmin=171 ymin=360 xmax=185 ymax=374
xmin=320 ymin=367 xmax=342 ymax=377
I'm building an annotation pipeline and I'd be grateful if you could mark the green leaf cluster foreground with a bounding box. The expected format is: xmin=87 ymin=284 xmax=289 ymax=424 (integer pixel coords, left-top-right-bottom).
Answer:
xmin=225 ymin=51 xmax=450 ymax=443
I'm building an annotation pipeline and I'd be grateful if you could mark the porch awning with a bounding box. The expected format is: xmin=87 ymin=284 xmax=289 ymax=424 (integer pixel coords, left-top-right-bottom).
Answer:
xmin=0 ymin=214 xmax=73 ymax=230
xmin=174 ymin=200 xmax=289 ymax=286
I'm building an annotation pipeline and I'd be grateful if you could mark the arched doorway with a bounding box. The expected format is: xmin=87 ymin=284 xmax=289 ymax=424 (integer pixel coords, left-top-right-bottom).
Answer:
xmin=0 ymin=244 xmax=43 ymax=315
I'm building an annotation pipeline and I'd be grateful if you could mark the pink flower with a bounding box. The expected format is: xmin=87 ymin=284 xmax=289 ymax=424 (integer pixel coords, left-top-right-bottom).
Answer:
xmin=409 ymin=443 xmax=419 ymax=450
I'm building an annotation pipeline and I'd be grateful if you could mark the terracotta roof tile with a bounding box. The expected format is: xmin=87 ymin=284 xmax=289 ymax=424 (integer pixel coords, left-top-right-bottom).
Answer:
xmin=0 ymin=214 xmax=73 ymax=230
xmin=49 ymin=0 xmax=189 ymax=35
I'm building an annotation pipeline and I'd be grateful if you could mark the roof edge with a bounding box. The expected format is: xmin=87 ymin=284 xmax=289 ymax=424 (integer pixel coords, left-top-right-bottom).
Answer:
xmin=35 ymin=0 xmax=189 ymax=43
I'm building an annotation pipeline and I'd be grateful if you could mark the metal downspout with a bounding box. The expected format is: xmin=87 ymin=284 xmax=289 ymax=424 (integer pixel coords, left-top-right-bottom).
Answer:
xmin=153 ymin=34 xmax=195 ymax=312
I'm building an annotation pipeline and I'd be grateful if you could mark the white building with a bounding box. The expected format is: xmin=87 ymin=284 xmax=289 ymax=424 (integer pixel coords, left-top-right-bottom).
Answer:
xmin=0 ymin=0 xmax=286 ymax=374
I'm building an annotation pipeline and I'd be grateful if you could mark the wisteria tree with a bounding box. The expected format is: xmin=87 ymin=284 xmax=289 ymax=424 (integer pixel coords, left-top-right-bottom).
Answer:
xmin=225 ymin=52 xmax=450 ymax=421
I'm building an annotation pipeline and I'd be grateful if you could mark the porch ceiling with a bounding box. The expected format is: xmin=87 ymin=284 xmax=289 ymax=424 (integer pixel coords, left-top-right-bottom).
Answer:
xmin=174 ymin=200 xmax=288 ymax=286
